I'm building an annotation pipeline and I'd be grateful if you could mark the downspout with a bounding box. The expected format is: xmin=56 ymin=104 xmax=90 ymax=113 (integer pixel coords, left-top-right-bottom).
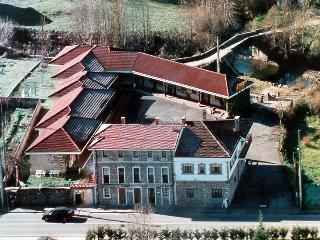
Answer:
xmin=93 ymin=150 xmax=97 ymax=206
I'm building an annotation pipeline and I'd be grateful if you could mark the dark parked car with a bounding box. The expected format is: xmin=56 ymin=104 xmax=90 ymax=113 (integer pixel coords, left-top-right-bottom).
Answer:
xmin=42 ymin=207 xmax=74 ymax=222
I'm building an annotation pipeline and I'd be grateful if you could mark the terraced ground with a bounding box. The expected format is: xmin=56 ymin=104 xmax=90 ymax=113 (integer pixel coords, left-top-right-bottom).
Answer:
xmin=0 ymin=0 xmax=187 ymax=32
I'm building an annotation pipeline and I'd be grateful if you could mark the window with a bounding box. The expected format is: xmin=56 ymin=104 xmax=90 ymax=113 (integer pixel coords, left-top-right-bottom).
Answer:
xmin=161 ymin=167 xmax=169 ymax=183
xmin=118 ymin=150 xmax=124 ymax=158
xmin=211 ymin=189 xmax=222 ymax=198
xmin=133 ymin=151 xmax=138 ymax=158
xmin=102 ymin=167 xmax=110 ymax=184
xmin=102 ymin=151 xmax=108 ymax=157
xmin=133 ymin=167 xmax=140 ymax=183
xmin=161 ymin=151 xmax=166 ymax=158
xmin=162 ymin=187 xmax=169 ymax=197
xmin=147 ymin=167 xmax=155 ymax=184
xmin=186 ymin=188 xmax=194 ymax=198
xmin=210 ymin=164 xmax=222 ymax=174
xmin=191 ymin=90 xmax=197 ymax=94
xmin=103 ymin=187 xmax=111 ymax=198
xmin=147 ymin=151 xmax=153 ymax=158
xmin=198 ymin=164 xmax=206 ymax=175
xmin=182 ymin=164 xmax=194 ymax=174
xmin=118 ymin=167 xmax=125 ymax=184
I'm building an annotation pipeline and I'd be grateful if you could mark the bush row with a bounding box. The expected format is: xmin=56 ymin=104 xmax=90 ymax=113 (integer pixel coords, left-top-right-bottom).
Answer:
xmin=85 ymin=225 xmax=319 ymax=240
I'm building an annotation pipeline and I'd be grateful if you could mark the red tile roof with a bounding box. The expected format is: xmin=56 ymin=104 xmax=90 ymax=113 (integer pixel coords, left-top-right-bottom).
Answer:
xmin=89 ymin=124 xmax=182 ymax=150
xmin=26 ymin=115 xmax=81 ymax=153
xmin=96 ymin=51 xmax=139 ymax=71
xmin=133 ymin=53 xmax=229 ymax=97
xmin=50 ymin=45 xmax=96 ymax=65
xmin=49 ymin=71 xmax=87 ymax=97
xmin=36 ymin=87 xmax=83 ymax=128
xmin=52 ymin=50 xmax=90 ymax=78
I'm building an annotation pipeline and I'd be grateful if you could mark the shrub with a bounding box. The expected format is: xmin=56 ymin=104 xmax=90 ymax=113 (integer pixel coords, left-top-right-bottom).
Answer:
xmin=247 ymin=227 xmax=256 ymax=240
xmin=291 ymin=226 xmax=302 ymax=240
xmin=229 ymin=228 xmax=239 ymax=240
xmin=96 ymin=226 xmax=107 ymax=240
xmin=194 ymin=230 xmax=202 ymax=240
xmin=171 ymin=228 xmax=182 ymax=240
xmin=159 ymin=228 xmax=171 ymax=240
xmin=269 ymin=227 xmax=280 ymax=240
xmin=202 ymin=229 xmax=212 ymax=240
xmin=181 ymin=230 xmax=189 ymax=240
xmin=219 ymin=228 xmax=229 ymax=240
xmin=86 ymin=228 xmax=97 ymax=240
xmin=309 ymin=227 xmax=319 ymax=239
xmin=300 ymin=227 xmax=310 ymax=239
xmin=113 ymin=227 xmax=126 ymax=240
xmin=210 ymin=228 xmax=219 ymax=240
xmin=238 ymin=228 xmax=247 ymax=240
xmin=278 ymin=227 xmax=288 ymax=240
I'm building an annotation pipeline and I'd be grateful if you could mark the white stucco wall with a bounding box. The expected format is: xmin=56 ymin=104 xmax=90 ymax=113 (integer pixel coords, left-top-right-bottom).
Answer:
xmin=173 ymin=157 xmax=229 ymax=182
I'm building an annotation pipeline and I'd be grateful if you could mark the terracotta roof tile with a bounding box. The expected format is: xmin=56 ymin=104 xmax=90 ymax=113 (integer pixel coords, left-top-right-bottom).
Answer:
xmin=26 ymin=115 xmax=81 ymax=153
xmin=90 ymin=124 xmax=182 ymax=150
xmin=36 ymin=87 xmax=83 ymax=128
xmin=133 ymin=53 xmax=229 ymax=97
xmin=50 ymin=45 xmax=96 ymax=65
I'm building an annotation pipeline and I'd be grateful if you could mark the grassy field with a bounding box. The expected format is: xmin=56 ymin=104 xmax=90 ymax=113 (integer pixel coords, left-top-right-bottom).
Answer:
xmin=0 ymin=0 xmax=186 ymax=32
xmin=0 ymin=58 xmax=39 ymax=97
xmin=301 ymin=116 xmax=320 ymax=209
xmin=4 ymin=108 xmax=34 ymax=152
xmin=13 ymin=63 xmax=58 ymax=99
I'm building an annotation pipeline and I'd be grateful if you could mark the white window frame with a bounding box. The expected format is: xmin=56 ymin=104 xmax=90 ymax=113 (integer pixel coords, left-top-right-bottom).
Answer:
xmin=132 ymin=167 xmax=141 ymax=184
xmin=118 ymin=187 xmax=127 ymax=205
xmin=209 ymin=164 xmax=222 ymax=175
xmin=198 ymin=163 xmax=206 ymax=175
xmin=181 ymin=164 xmax=194 ymax=175
xmin=161 ymin=151 xmax=167 ymax=159
xmin=147 ymin=167 xmax=155 ymax=184
xmin=117 ymin=166 xmax=125 ymax=184
xmin=161 ymin=167 xmax=169 ymax=184
xmin=133 ymin=187 xmax=142 ymax=205
xmin=102 ymin=167 xmax=110 ymax=184
xmin=161 ymin=187 xmax=171 ymax=205
xmin=147 ymin=187 xmax=157 ymax=205
xmin=103 ymin=187 xmax=111 ymax=199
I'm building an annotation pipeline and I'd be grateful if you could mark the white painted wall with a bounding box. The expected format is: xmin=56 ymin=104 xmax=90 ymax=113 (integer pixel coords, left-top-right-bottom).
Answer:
xmin=173 ymin=157 xmax=229 ymax=182
xmin=174 ymin=136 xmax=248 ymax=182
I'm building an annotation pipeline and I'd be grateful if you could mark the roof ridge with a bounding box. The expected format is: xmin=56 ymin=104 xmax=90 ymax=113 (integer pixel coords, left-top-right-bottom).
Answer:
xmin=137 ymin=52 xmax=226 ymax=77
xmin=201 ymin=121 xmax=230 ymax=156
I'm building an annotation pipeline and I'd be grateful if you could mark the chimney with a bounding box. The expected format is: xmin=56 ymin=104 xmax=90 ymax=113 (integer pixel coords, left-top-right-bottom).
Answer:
xmin=234 ymin=116 xmax=240 ymax=132
xmin=181 ymin=117 xmax=187 ymax=125
xmin=155 ymin=117 xmax=160 ymax=125
xmin=121 ymin=116 xmax=126 ymax=124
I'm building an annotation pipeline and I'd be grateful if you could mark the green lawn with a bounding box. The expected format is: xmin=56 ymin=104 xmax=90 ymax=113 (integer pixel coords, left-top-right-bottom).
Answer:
xmin=13 ymin=64 xmax=58 ymax=99
xmin=4 ymin=108 xmax=34 ymax=152
xmin=0 ymin=58 xmax=39 ymax=97
xmin=1 ymin=0 xmax=187 ymax=32
xmin=300 ymin=116 xmax=320 ymax=208
xmin=26 ymin=175 xmax=83 ymax=188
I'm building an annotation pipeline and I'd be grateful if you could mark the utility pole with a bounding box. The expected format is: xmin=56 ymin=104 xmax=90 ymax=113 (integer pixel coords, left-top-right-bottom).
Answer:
xmin=0 ymin=99 xmax=5 ymax=207
xmin=297 ymin=129 xmax=303 ymax=209
xmin=216 ymin=37 xmax=220 ymax=73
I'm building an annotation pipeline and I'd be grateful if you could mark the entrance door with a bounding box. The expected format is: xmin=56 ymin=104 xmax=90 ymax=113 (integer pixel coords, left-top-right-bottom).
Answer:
xmin=119 ymin=188 xmax=126 ymax=205
xmin=133 ymin=188 xmax=142 ymax=205
xmin=148 ymin=188 xmax=156 ymax=205
xmin=161 ymin=187 xmax=170 ymax=205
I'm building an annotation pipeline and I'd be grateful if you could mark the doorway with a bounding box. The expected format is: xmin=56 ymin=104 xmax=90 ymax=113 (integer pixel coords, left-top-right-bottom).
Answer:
xmin=148 ymin=188 xmax=156 ymax=205
xmin=161 ymin=187 xmax=170 ymax=205
xmin=119 ymin=187 xmax=126 ymax=205
xmin=133 ymin=188 xmax=142 ymax=205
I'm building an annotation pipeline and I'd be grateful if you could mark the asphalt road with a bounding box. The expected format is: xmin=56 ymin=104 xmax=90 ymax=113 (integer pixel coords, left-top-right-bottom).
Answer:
xmin=0 ymin=211 xmax=320 ymax=239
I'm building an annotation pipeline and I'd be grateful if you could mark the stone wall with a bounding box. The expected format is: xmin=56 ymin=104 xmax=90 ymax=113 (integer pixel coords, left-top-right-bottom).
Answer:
xmin=7 ymin=187 xmax=74 ymax=207
xmin=175 ymin=181 xmax=228 ymax=208
xmin=96 ymin=150 xmax=174 ymax=208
